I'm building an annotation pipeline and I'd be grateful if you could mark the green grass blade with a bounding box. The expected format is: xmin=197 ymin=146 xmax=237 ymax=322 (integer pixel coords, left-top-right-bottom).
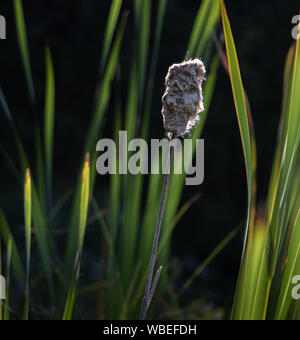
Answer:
xmin=267 ymin=21 xmax=300 ymax=275
xmin=220 ymin=0 xmax=253 ymax=253
xmin=23 ymin=169 xmax=32 ymax=320
xmin=187 ymin=0 xmax=212 ymax=57
xmin=194 ymin=0 xmax=220 ymax=58
xmin=63 ymin=155 xmax=90 ymax=320
xmin=275 ymin=209 xmax=300 ymax=319
xmin=0 ymin=209 xmax=25 ymax=289
xmin=136 ymin=0 xmax=151 ymax=94
xmin=78 ymin=155 xmax=90 ymax=251
xmin=140 ymin=0 xmax=168 ymax=139
xmin=100 ymin=0 xmax=123 ymax=71
xmin=219 ymin=0 xmax=258 ymax=320
xmin=62 ymin=259 xmax=79 ymax=320
xmin=24 ymin=169 xmax=31 ymax=273
xmin=13 ymin=0 xmax=35 ymax=104
xmin=84 ymin=15 xmax=127 ymax=156
xmin=44 ymin=46 xmax=55 ymax=206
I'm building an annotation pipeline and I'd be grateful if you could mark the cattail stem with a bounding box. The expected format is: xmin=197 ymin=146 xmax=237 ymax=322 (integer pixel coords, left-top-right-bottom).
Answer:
xmin=140 ymin=136 xmax=174 ymax=320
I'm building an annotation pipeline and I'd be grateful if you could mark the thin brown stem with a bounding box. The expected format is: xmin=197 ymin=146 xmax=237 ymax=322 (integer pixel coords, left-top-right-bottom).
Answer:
xmin=140 ymin=137 xmax=174 ymax=320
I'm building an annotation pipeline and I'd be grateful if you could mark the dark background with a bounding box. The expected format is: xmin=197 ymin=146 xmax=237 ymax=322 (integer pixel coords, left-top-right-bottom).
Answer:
xmin=0 ymin=0 xmax=299 ymax=317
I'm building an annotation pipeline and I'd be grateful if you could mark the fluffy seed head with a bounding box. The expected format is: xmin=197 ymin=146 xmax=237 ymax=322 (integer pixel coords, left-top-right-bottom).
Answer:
xmin=161 ymin=58 xmax=206 ymax=137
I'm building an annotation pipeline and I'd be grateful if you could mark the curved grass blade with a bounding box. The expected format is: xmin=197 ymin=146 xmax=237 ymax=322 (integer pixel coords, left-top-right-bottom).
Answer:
xmin=13 ymin=0 xmax=35 ymax=104
xmin=219 ymin=0 xmax=257 ymax=320
xmin=220 ymin=0 xmax=253 ymax=254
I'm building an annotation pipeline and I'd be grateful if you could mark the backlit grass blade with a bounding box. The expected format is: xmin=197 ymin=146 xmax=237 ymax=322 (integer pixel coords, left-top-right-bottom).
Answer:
xmin=267 ymin=19 xmax=300 ymax=276
xmin=63 ymin=154 xmax=90 ymax=320
xmin=187 ymin=0 xmax=212 ymax=57
xmin=136 ymin=0 xmax=151 ymax=94
xmin=118 ymin=1 xmax=151 ymax=292
xmin=140 ymin=0 xmax=168 ymax=139
xmin=100 ymin=0 xmax=123 ymax=71
xmin=220 ymin=0 xmax=253 ymax=253
xmin=220 ymin=0 xmax=258 ymax=320
xmin=23 ymin=169 xmax=32 ymax=320
xmin=13 ymin=0 xmax=35 ymax=104
xmin=62 ymin=256 xmax=79 ymax=320
xmin=0 ymin=209 xmax=25 ymax=288
xmin=4 ymin=238 xmax=12 ymax=320
xmin=187 ymin=0 xmax=220 ymax=58
xmin=44 ymin=46 xmax=55 ymax=206
xmin=84 ymin=14 xmax=127 ymax=156
xmin=78 ymin=154 xmax=90 ymax=251
xmin=194 ymin=0 xmax=220 ymax=58
xmin=275 ymin=208 xmax=300 ymax=319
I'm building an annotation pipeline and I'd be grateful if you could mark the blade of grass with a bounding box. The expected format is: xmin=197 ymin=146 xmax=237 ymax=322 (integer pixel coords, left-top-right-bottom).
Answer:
xmin=13 ymin=0 xmax=35 ymax=104
xmin=220 ymin=0 xmax=253 ymax=254
xmin=275 ymin=208 xmax=300 ymax=319
xmin=84 ymin=13 xmax=127 ymax=156
xmin=63 ymin=154 xmax=90 ymax=320
xmin=194 ymin=0 xmax=220 ymax=58
xmin=0 ymin=209 xmax=25 ymax=289
xmin=267 ymin=19 xmax=300 ymax=276
xmin=23 ymin=169 xmax=31 ymax=320
xmin=44 ymin=46 xmax=55 ymax=207
xmin=100 ymin=0 xmax=123 ymax=71
xmin=219 ymin=0 xmax=257 ymax=320
xmin=186 ymin=0 xmax=212 ymax=57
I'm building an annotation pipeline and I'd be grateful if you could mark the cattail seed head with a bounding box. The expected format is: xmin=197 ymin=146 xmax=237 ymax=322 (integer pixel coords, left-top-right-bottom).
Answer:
xmin=161 ymin=58 xmax=206 ymax=137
